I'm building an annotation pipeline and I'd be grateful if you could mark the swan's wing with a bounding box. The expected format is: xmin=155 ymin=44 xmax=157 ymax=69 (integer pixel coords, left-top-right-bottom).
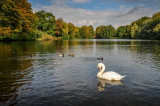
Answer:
xmin=101 ymin=71 xmax=124 ymax=80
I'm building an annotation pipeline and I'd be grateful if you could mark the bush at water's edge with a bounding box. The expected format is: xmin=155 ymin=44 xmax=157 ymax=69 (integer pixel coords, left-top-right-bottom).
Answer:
xmin=0 ymin=30 xmax=59 ymax=41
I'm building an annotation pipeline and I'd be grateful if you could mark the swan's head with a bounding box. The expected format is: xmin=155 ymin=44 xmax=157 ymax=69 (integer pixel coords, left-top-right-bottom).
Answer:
xmin=97 ymin=63 xmax=105 ymax=71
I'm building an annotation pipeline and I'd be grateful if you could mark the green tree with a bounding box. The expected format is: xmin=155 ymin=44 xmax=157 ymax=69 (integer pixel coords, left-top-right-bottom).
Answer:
xmin=96 ymin=25 xmax=115 ymax=39
xmin=88 ymin=25 xmax=94 ymax=39
xmin=106 ymin=25 xmax=116 ymax=38
xmin=74 ymin=27 xmax=80 ymax=38
xmin=96 ymin=25 xmax=106 ymax=39
xmin=35 ymin=10 xmax=56 ymax=36
xmin=130 ymin=23 xmax=139 ymax=38
xmin=79 ymin=25 xmax=94 ymax=39
xmin=79 ymin=25 xmax=87 ymax=39
xmin=138 ymin=12 xmax=160 ymax=39
xmin=116 ymin=26 xmax=127 ymax=38
xmin=152 ymin=12 xmax=160 ymax=20
xmin=62 ymin=21 xmax=69 ymax=39
xmin=68 ymin=23 xmax=76 ymax=38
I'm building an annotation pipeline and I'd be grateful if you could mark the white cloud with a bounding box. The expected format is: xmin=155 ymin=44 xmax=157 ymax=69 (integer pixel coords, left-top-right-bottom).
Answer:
xmin=72 ymin=0 xmax=91 ymax=4
xmin=50 ymin=0 xmax=91 ymax=6
xmin=119 ymin=5 xmax=125 ymax=10
xmin=51 ymin=0 xmax=68 ymax=6
xmin=33 ymin=3 xmax=157 ymax=29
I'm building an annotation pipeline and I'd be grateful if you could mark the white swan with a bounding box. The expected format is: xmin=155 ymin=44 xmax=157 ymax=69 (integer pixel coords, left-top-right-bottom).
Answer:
xmin=97 ymin=63 xmax=126 ymax=80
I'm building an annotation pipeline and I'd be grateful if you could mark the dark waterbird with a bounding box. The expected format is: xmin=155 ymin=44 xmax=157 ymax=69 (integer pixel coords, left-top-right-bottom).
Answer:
xmin=28 ymin=54 xmax=33 ymax=57
xmin=97 ymin=57 xmax=103 ymax=61
xmin=68 ymin=54 xmax=75 ymax=57
xmin=57 ymin=49 xmax=62 ymax=52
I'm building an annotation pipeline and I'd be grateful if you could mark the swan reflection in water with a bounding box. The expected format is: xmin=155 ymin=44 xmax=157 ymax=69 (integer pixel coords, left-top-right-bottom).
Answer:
xmin=97 ymin=78 xmax=124 ymax=91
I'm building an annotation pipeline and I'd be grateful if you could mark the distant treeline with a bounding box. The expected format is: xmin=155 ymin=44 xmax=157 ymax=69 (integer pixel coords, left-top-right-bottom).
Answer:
xmin=0 ymin=0 xmax=160 ymax=40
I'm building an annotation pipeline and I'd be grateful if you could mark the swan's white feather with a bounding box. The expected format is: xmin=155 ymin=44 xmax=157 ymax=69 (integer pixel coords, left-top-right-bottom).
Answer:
xmin=100 ymin=71 xmax=125 ymax=80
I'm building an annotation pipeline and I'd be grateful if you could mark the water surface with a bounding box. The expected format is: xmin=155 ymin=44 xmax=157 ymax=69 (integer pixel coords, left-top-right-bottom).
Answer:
xmin=0 ymin=39 xmax=160 ymax=106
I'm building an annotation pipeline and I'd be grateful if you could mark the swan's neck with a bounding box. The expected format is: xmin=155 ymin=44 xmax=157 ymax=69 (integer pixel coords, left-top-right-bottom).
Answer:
xmin=97 ymin=65 xmax=105 ymax=77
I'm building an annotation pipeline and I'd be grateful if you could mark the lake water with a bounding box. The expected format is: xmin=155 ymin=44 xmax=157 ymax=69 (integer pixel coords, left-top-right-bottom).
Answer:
xmin=0 ymin=39 xmax=160 ymax=106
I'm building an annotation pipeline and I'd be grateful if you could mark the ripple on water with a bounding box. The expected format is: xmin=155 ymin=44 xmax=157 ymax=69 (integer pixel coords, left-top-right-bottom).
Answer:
xmin=0 ymin=40 xmax=160 ymax=106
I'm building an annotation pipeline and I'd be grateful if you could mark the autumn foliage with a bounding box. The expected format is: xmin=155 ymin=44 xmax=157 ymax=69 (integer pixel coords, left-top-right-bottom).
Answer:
xmin=0 ymin=0 xmax=37 ymax=40
xmin=0 ymin=0 xmax=159 ymax=40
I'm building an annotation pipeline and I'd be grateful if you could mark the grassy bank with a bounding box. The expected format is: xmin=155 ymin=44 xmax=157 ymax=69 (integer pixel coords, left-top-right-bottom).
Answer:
xmin=0 ymin=30 xmax=59 ymax=41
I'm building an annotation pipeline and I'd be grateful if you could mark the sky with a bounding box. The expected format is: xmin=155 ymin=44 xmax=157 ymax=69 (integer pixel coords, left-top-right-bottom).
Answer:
xmin=28 ymin=0 xmax=160 ymax=28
